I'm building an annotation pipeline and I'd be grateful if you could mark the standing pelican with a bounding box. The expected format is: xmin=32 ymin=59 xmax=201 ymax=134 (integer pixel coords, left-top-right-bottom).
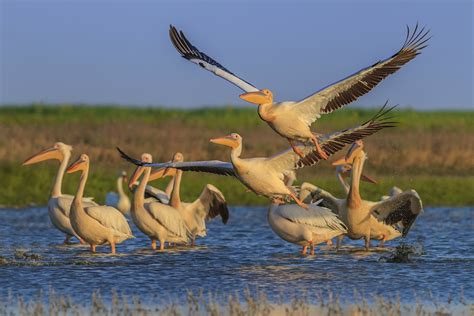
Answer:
xmin=119 ymin=106 xmax=396 ymax=209
xmin=66 ymin=154 xmax=133 ymax=254
xmin=106 ymin=171 xmax=131 ymax=215
xmin=304 ymin=141 xmax=423 ymax=250
xmin=151 ymin=152 xmax=229 ymax=246
xmin=169 ymin=24 xmax=429 ymax=158
xmin=129 ymin=153 xmax=189 ymax=250
xmin=22 ymin=142 xmax=97 ymax=243
xmin=268 ymin=172 xmax=347 ymax=255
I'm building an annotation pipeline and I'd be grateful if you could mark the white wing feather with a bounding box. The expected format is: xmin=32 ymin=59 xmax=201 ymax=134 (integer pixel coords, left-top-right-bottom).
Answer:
xmin=84 ymin=205 xmax=133 ymax=236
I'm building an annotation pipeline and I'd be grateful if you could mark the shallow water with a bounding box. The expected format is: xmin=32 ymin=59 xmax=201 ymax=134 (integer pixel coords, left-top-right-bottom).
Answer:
xmin=0 ymin=206 xmax=472 ymax=304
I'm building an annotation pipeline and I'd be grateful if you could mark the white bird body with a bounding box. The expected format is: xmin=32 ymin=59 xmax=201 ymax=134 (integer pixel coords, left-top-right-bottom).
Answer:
xmin=156 ymin=153 xmax=229 ymax=246
xmin=268 ymin=204 xmax=347 ymax=248
xmin=67 ymin=154 xmax=133 ymax=254
xmin=169 ymin=24 xmax=429 ymax=157
xmin=129 ymin=153 xmax=189 ymax=250
xmin=22 ymin=142 xmax=97 ymax=243
xmin=106 ymin=172 xmax=131 ymax=215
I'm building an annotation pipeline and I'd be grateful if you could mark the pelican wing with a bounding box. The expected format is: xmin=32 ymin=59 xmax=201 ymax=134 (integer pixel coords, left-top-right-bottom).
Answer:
xmin=144 ymin=185 xmax=170 ymax=204
xmin=57 ymin=195 xmax=97 ymax=216
xmin=84 ymin=205 xmax=133 ymax=236
xmin=117 ymin=148 xmax=237 ymax=177
xmin=299 ymin=182 xmax=342 ymax=215
xmin=276 ymin=204 xmax=347 ymax=233
xmin=371 ymin=190 xmax=423 ymax=237
xmin=169 ymin=25 xmax=259 ymax=93
xmin=294 ymin=24 xmax=430 ymax=124
xmin=267 ymin=104 xmax=396 ymax=171
xmin=145 ymin=202 xmax=189 ymax=239
xmin=195 ymin=184 xmax=230 ymax=224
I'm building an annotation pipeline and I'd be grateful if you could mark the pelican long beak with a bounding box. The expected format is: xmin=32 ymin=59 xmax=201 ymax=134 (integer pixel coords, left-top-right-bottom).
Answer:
xmin=23 ymin=147 xmax=62 ymax=166
xmin=239 ymin=91 xmax=271 ymax=105
xmin=66 ymin=158 xmax=85 ymax=173
xmin=149 ymin=167 xmax=176 ymax=182
xmin=128 ymin=166 xmax=145 ymax=189
xmin=361 ymin=174 xmax=377 ymax=184
xmin=210 ymin=135 xmax=239 ymax=149
xmin=332 ymin=158 xmax=348 ymax=166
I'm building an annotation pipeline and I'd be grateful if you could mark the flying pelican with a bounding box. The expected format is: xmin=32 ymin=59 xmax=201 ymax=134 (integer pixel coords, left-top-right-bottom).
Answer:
xmin=119 ymin=106 xmax=395 ymax=209
xmin=302 ymin=141 xmax=423 ymax=250
xmin=268 ymin=172 xmax=347 ymax=255
xmin=129 ymin=153 xmax=190 ymax=250
xmin=66 ymin=154 xmax=134 ymax=254
xmin=22 ymin=142 xmax=97 ymax=244
xmin=169 ymin=24 xmax=429 ymax=158
xmin=151 ymin=152 xmax=229 ymax=247
xmin=106 ymin=171 xmax=131 ymax=215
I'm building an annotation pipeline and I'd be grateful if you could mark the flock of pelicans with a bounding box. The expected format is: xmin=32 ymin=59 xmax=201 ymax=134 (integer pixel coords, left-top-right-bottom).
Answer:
xmin=23 ymin=24 xmax=429 ymax=255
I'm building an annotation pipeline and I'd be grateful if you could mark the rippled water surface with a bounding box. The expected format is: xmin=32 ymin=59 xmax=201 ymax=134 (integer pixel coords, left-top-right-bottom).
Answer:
xmin=0 ymin=206 xmax=472 ymax=303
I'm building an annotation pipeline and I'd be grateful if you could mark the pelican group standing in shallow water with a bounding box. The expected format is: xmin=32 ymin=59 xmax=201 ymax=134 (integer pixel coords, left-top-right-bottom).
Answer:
xmin=106 ymin=171 xmax=131 ymax=215
xmin=151 ymin=152 xmax=229 ymax=247
xmin=128 ymin=153 xmax=190 ymax=250
xmin=169 ymin=24 xmax=430 ymax=159
xmin=22 ymin=142 xmax=97 ymax=244
xmin=67 ymin=154 xmax=134 ymax=254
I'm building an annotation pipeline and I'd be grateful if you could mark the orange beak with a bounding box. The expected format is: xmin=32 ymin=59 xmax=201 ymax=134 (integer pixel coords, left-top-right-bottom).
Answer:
xmin=210 ymin=135 xmax=239 ymax=149
xmin=361 ymin=174 xmax=377 ymax=184
xmin=23 ymin=147 xmax=62 ymax=166
xmin=149 ymin=167 xmax=176 ymax=182
xmin=66 ymin=157 xmax=86 ymax=173
xmin=128 ymin=166 xmax=145 ymax=189
xmin=239 ymin=90 xmax=271 ymax=105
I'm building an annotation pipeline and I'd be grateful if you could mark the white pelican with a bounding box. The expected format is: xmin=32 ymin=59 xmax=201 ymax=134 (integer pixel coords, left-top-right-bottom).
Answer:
xmin=169 ymin=24 xmax=429 ymax=158
xmin=302 ymin=141 xmax=423 ymax=250
xmin=268 ymin=172 xmax=347 ymax=255
xmin=129 ymin=153 xmax=189 ymax=250
xmin=119 ymin=106 xmax=396 ymax=209
xmin=22 ymin=142 xmax=97 ymax=244
xmin=151 ymin=152 xmax=229 ymax=247
xmin=66 ymin=154 xmax=134 ymax=254
xmin=105 ymin=171 xmax=131 ymax=215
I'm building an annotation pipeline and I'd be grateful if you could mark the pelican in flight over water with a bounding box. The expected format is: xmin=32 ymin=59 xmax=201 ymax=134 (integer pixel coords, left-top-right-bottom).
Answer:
xmin=106 ymin=171 xmax=131 ymax=215
xmin=118 ymin=105 xmax=396 ymax=209
xmin=151 ymin=152 xmax=229 ymax=247
xmin=67 ymin=154 xmax=134 ymax=254
xmin=22 ymin=142 xmax=97 ymax=244
xmin=303 ymin=141 xmax=423 ymax=250
xmin=129 ymin=153 xmax=190 ymax=250
xmin=169 ymin=24 xmax=429 ymax=159
xmin=268 ymin=172 xmax=347 ymax=255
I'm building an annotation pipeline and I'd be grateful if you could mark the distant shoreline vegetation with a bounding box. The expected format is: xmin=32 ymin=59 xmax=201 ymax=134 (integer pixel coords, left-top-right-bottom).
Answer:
xmin=0 ymin=104 xmax=473 ymax=207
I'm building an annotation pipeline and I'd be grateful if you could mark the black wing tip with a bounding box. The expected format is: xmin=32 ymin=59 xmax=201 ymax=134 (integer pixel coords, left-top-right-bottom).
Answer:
xmin=402 ymin=23 xmax=431 ymax=51
xmin=116 ymin=147 xmax=144 ymax=166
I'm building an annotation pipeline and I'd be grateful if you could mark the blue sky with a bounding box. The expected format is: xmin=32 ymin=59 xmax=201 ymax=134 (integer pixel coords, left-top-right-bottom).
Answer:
xmin=1 ymin=0 xmax=472 ymax=109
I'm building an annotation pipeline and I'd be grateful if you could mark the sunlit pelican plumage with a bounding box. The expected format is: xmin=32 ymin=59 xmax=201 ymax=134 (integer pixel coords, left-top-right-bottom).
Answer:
xmin=169 ymin=24 xmax=429 ymax=159
xmin=151 ymin=152 xmax=229 ymax=247
xmin=268 ymin=172 xmax=347 ymax=255
xmin=129 ymin=153 xmax=189 ymax=250
xmin=22 ymin=142 xmax=97 ymax=244
xmin=106 ymin=171 xmax=131 ymax=215
xmin=302 ymin=141 xmax=423 ymax=250
xmin=66 ymin=154 xmax=134 ymax=254
xmin=119 ymin=106 xmax=395 ymax=209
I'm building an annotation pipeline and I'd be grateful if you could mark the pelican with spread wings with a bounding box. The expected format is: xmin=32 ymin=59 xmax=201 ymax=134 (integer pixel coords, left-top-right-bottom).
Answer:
xmin=169 ymin=24 xmax=429 ymax=159
xmin=118 ymin=105 xmax=396 ymax=209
